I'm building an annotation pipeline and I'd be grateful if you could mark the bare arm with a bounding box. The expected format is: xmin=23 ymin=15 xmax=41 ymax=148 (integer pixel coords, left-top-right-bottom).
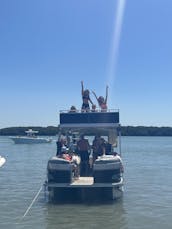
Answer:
xmin=105 ymin=86 xmax=108 ymax=103
xmin=92 ymin=91 xmax=98 ymax=102
xmin=102 ymin=145 xmax=106 ymax=155
xmin=87 ymin=139 xmax=91 ymax=151
xmin=89 ymin=97 xmax=94 ymax=105
xmin=81 ymin=81 xmax=84 ymax=96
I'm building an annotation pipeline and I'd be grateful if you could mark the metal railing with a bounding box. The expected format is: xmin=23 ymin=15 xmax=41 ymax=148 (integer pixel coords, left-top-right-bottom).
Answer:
xmin=59 ymin=109 xmax=119 ymax=114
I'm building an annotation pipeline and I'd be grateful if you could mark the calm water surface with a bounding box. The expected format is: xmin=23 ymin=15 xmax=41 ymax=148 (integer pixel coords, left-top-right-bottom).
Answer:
xmin=0 ymin=136 xmax=172 ymax=229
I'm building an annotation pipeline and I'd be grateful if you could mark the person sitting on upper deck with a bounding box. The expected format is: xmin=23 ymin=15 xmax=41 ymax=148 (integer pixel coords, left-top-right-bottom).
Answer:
xmin=92 ymin=85 xmax=108 ymax=112
xmin=91 ymin=104 xmax=97 ymax=112
xmin=77 ymin=134 xmax=90 ymax=176
xmin=69 ymin=105 xmax=77 ymax=113
xmin=81 ymin=81 xmax=94 ymax=112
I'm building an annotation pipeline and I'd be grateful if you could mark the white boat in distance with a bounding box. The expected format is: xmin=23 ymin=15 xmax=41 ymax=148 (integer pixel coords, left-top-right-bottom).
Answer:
xmin=10 ymin=129 xmax=52 ymax=144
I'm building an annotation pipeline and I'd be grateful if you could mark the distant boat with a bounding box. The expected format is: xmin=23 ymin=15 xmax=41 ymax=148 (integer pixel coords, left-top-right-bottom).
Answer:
xmin=10 ymin=129 xmax=52 ymax=144
xmin=0 ymin=156 xmax=6 ymax=167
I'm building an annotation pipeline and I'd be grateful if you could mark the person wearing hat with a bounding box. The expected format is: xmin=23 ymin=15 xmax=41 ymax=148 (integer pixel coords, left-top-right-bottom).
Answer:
xmin=59 ymin=146 xmax=72 ymax=161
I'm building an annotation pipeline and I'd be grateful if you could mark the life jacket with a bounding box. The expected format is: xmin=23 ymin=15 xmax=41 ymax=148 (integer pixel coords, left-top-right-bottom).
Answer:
xmin=62 ymin=153 xmax=72 ymax=161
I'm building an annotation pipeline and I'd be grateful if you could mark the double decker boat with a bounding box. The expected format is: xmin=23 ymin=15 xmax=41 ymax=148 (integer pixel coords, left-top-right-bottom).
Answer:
xmin=45 ymin=109 xmax=124 ymax=202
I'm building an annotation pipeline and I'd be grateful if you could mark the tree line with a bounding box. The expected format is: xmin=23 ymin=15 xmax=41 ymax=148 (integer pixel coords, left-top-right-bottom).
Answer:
xmin=121 ymin=126 xmax=172 ymax=136
xmin=0 ymin=126 xmax=172 ymax=136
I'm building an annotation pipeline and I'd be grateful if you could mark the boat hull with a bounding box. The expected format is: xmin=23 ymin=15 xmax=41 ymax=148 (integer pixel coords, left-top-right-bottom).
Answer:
xmin=47 ymin=177 xmax=123 ymax=203
xmin=46 ymin=156 xmax=124 ymax=203
xmin=10 ymin=136 xmax=52 ymax=144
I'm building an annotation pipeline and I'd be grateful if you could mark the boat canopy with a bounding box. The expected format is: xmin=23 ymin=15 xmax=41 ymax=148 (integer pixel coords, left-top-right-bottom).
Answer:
xmin=60 ymin=109 xmax=119 ymax=127
xmin=58 ymin=109 xmax=121 ymax=146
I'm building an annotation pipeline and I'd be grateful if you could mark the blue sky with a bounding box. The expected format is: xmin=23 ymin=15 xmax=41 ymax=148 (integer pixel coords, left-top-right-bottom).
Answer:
xmin=0 ymin=0 xmax=172 ymax=128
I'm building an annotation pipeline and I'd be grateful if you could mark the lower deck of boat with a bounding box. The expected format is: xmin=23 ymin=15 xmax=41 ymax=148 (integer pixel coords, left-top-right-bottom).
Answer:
xmin=47 ymin=176 xmax=123 ymax=188
xmin=46 ymin=184 xmax=122 ymax=204
xmin=46 ymin=176 xmax=123 ymax=202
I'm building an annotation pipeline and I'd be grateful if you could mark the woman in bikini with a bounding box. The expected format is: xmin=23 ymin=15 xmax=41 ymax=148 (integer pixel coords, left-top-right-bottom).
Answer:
xmin=81 ymin=81 xmax=94 ymax=112
xmin=92 ymin=85 xmax=109 ymax=111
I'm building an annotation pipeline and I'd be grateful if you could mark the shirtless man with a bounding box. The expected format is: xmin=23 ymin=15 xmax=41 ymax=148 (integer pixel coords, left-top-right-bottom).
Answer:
xmin=77 ymin=134 xmax=90 ymax=176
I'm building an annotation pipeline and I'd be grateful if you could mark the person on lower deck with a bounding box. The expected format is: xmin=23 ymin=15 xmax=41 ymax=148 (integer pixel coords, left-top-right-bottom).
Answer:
xmin=92 ymin=136 xmax=111 ymax=162
xmin=98 ymin=138 xmax=107 ymax=156
xmin=113 ymin=151 xmax=124 ymax=173
xmin=58 ymin=146 xmax=72 ymax=161
xmin=56 ymin=135 xmax=67 ymax=156
xmin=92 ymin=135 xmax=101 ymax=162
xmin=71 ymin=151 xmax=81 ymax=179
xmin=77 ymin=134 xmax=90 ymax=176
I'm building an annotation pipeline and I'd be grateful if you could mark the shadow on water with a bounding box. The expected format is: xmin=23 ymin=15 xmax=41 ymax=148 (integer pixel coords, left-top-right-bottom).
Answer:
xmin=43 ymin=198 xmax=127 ymax=229
xmin=28 ymin=188 xmax=126 ymax=229
xmin=47 ymin=196 xmax=123 ymax=205
xmin=23 ymin=189 xmax=128 ymax=229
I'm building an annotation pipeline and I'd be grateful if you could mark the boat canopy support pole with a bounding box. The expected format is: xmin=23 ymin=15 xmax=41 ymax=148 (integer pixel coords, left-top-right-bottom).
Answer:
xmin=118 ymin=125 xmax=122 ymax=156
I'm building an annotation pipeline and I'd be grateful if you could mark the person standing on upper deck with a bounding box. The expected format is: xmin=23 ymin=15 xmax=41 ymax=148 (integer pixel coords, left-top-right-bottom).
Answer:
xmin=77 ymin=134 xmax=90 ymax=176
xmin=92 ymin=85 xmax=108 ymax=111
xmin=81 ymin=81 xmax=94 ymax=112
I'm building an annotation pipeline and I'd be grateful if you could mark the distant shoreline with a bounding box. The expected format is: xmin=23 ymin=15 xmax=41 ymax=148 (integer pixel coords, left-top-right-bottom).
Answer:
xmin=0 ymin=126 xmax=172 ymax=136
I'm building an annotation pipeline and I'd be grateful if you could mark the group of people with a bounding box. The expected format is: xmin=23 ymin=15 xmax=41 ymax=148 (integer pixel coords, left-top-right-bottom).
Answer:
xmin=56 ymin=134 xmax=91 ymax=177
xmin=70 ymin=81 xmax=109 ymax=113
xmin=56 ymin=133 xmax=121 ymax=177
xmin=81 ymin=81 xmax=108 ymax=112
xmin=56 ymin=135 xmax=80 ymax=178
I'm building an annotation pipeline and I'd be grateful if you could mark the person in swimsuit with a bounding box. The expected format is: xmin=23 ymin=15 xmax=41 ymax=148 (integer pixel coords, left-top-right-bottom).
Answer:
xmin=81 ymin=81 xmax=94 ymax=112
xmin=92 ymin=85 xmax=108 ymax=111
xmin=56 ymin=135 xmax=67 ymax=156
xmin=92 ymin=135 xmax=101 ymax=162
xmin=77 ymin=134 xmax=90 ymax=176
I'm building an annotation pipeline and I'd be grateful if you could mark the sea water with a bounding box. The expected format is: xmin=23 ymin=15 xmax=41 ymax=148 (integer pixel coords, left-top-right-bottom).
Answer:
xmin=0 ymin=136 xmax=172 ymax=229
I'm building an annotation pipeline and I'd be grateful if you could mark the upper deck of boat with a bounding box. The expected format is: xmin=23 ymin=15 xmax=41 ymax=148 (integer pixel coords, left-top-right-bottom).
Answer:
xmin=59 ymin=109 xmax=120 ymax=129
